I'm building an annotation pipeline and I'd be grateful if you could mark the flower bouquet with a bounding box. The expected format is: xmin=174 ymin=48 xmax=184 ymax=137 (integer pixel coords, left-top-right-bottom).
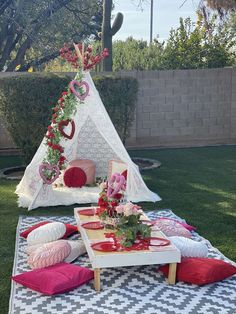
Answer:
xmin=114 ymin=202 xmax=151 ymax=247
xmin=98 ymin=173 xmax=126 ymax=224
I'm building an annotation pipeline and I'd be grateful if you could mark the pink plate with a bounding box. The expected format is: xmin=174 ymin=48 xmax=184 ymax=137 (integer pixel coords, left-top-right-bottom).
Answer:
xmin=78 ymin=209 xmax=97 ymax=216
xmin=91 ymin=241 xmax=117 ymax=252
xmin=81 ymin=221 xmax=104 ymax=230
xmin=143 ymin=237 xmax=170 ymax=246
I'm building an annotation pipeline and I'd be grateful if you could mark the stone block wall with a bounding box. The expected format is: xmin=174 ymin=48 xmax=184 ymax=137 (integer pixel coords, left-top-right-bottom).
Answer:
xmin=0 ymin=68 xmax=235 ymax=150
xmin=118 ymin=67 xmax=235 ymax=147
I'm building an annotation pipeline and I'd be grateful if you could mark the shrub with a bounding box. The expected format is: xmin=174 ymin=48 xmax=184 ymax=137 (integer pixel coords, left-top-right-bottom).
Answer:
xmin=0 ymin=73 xmax=71 ymax=163
xmin=0 ymin=73 xmax=138 ymax=164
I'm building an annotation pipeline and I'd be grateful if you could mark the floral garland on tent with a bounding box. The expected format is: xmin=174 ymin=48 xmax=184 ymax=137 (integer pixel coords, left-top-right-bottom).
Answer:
xmin=39 ymin=43 xmax=109 ymax=184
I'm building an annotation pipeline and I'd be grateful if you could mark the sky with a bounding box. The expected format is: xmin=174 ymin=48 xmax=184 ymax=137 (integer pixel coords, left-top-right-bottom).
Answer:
xmin=112 ymin=0 xmax=199 ymax=42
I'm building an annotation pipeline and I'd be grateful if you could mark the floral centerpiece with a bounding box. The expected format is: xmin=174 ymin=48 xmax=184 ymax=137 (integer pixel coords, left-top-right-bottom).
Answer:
xmin=114 ymin=202 xmax=151 ymax=247
xmin=98 ymin=173 xmax=151 ymax=247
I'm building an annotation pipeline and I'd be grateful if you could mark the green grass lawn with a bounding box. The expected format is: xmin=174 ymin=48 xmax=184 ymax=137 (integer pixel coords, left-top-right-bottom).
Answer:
xmin=0 ymin=146 xmax=236 ymax=313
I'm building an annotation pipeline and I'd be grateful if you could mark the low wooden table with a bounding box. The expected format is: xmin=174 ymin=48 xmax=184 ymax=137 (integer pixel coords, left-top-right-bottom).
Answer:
xmin=74 ymin=207 xmax=181 ymax=292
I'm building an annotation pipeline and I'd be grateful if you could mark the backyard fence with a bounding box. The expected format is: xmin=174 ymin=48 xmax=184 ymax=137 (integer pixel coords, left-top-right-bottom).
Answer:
xmin=0 ymin=67 xmax=236 ymax=150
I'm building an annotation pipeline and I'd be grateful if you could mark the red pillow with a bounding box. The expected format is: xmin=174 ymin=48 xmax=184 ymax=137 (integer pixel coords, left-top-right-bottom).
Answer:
xmin=159 ymin=257 xmax=236 ymax=285
xmin=12 ymin=263 xmax=94 ymax=295
xmin=62 ymin=224 xmax=78 ymax=239
xmin=64 ymin=167 xmax=87 ymax=188
xmin=20 ymin=222 xmax=78 ymax=239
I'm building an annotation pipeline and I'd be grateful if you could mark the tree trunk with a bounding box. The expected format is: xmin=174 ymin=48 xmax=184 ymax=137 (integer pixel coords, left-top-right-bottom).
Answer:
xmin=6 ymin=38 xmax=33 ymax=71
xmin=102 ymin=0 xmax=112 ymax=71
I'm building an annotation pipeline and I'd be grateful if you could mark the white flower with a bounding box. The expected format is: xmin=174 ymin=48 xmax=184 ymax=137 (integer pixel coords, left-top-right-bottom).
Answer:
xmin=99 ymin=181 xmax=107 ymax=190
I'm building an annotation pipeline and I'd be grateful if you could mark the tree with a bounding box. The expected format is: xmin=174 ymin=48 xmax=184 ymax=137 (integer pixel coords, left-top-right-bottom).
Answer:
xmin=160 ymin=16 xmax=235 ymax=69
xmin=203 ymin=0 xmax=236 ymax=11
xmin=112 ymin=16 xmax=235 ymax=71
xmin=0 ymin=0 xmax=102 ymax=71
xmin=101 ymin=0 xmax=123 ymax=71
xmin=113 ymin=37 xmax=163 ymax=71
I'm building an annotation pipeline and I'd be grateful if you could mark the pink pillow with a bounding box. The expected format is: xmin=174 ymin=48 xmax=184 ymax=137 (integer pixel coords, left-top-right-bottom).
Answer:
xmin=28 ymin=240 xmax=71 ymax=269
xmin=68 ymin=159 xmax=95 ymax=184
xmin=20 ymin=222 xmax=78 ymax=239
xmin=154 ymin=219 xmax=192 ymax=238
xmin=156 ymin=218 xmax=196 ymax=231
xmin=159 ymin=257 xmax=236 ymax=285
xmin=12 ymin=263 xmax=94 ymax=295
xmin=64 ymin=167 xmax=87 ymax=188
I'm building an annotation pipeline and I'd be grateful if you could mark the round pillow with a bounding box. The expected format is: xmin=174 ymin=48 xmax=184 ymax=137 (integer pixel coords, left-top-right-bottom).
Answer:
xmin=68 ymin=159 xmax=95 ymax=184
xmin=25 ymin=243 xmax=43 ymax=255
xmin=64 ymin=240 xmax=87 ymax=263
xmin=28 ymin=240 xmax=71 ymax=269
xmin=64 ymin=167 xmax=87 ymax=188
xmin=170 ymin=236 xmax=208 ymax=258
xmin=27 ymin=222 xmax=66 ymax=246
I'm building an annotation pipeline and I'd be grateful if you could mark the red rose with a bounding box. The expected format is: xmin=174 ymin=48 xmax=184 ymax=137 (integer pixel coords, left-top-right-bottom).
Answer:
xmin=113 ymin=193 xmax=122 ymax=200
xmin=52 ymin=119 xmax=56 ymax=124
xmin=53 ymin=107 xmax=59 ymax=112
xmin=52 ymin=113 xmax=57 ymax=119
xmin=110 ymin=201 xmax=118 ymax=207
xmin=47 ymin=132 xmax=55 ymax=139
xmin=61 ymin=91 xmax=67 ymax=96
xmin=59 ymin=98 xmax=64 ymax=102
xmin=47 ymin=126 xmax=53 ymax=131
xmin=98 ymin=197 xmax=108 ymax=208
xmin=59 ymin=155 xmax=66 ymax=163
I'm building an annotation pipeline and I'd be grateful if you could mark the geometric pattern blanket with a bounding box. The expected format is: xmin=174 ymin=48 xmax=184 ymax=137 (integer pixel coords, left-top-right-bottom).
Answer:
xmin=9 ymin=210 xmax=236 ymax=314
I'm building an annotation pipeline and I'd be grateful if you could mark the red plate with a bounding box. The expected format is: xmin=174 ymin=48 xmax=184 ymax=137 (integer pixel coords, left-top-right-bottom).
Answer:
xmin=78 ymin=208 xmax=97 ymax=216
xmin=91 ymin=241 xmax=117 ymax=252
xmin=81 ymin=221 xmax=104 ymax=230
xmin=143 ymin=237 xmax=170 ymax=246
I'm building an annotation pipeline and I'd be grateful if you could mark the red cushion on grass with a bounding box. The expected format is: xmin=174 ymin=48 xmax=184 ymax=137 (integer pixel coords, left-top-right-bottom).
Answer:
xmin=12 ymin=263 xmax=94 ymax=295
xmin=159 ymin=257 xmax=236 ymax=285
xmin=20 ymin=222 xmax=78 ymax=239
xmin=64 ymin=167 xmax=87 ymax=188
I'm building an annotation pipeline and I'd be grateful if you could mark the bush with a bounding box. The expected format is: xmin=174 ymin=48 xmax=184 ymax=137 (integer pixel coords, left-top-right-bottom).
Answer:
xmin=0 ymin=73 xmax=138 ymax=164
xmin=93 ymin=75 xmax=138 ymax=143
xmin=0 ymin=73 xmax=71 ymax=163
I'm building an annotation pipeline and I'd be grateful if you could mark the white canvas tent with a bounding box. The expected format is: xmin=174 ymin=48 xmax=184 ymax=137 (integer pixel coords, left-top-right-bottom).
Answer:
xmin=16 ymin=72 xmax=161 ymax=210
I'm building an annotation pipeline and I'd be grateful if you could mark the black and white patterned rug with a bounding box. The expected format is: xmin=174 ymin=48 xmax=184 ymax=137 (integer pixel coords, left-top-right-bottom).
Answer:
xmin=9 ymin=210 xmax=236 ymax=314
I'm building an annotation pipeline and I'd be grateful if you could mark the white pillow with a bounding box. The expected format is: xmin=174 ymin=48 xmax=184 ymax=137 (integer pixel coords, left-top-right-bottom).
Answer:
xmin=170 ymin=236 xmax=208 ymax=258
xmin=28 ymin=240 xmax=71 ymax=269
xmin=27 ymin=222 xmax=66 ymax=246
xmin=64 ymin=240 xmax=87 ymax=263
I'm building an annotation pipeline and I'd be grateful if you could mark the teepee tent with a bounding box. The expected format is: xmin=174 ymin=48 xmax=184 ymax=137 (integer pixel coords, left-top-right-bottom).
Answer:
xmin=16 ymin=71 xmax=161 ymax=210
